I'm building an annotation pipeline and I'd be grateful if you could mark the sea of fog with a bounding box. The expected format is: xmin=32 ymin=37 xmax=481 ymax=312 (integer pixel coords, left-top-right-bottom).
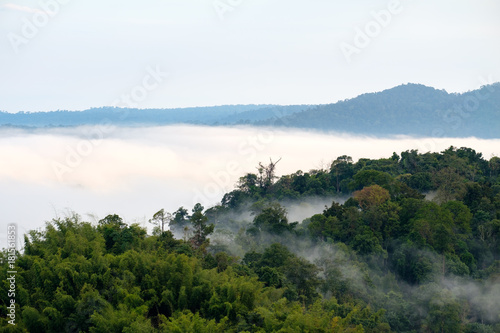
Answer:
xmin=1 ymin=125 xmax=499 ymax=249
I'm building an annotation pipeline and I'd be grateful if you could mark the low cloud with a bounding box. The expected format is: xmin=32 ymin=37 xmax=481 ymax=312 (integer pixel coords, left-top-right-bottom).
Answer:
xmin=2 ymin=125 xmax=499 ymax=193
xmin=0 ymin=125 xmax=499 ymax=245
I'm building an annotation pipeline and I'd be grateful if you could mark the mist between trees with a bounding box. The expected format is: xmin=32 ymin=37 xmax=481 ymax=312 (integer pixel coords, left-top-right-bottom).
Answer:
xmin=1 ymin=146 xmax=500 ymax=332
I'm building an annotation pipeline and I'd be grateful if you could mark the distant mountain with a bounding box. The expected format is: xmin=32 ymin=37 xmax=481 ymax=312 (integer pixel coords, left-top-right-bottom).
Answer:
xmin=0 ymin=104 xmax=310 ymax=127
xmin=1 ymin=83 xmax=499 ymax=138
xmin=259 ymin=83 xmax=500 ymax=138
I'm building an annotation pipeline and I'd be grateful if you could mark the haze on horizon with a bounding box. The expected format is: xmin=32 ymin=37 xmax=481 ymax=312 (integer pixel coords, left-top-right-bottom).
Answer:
xmin=1 ymin=0 xmax=499 ymax=113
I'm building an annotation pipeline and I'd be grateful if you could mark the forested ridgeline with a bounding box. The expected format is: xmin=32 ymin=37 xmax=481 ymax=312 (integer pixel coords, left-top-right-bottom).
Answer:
xmin=2 ymin=83 xmax=499 ymax=138
xmin=1 ymin=146 xmax=500 ymax=332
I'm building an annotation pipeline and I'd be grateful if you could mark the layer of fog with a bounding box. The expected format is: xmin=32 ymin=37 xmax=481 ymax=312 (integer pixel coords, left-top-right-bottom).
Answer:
xmin=209 ymin=204 xmax=500 ymax=326
xmin=1 ymin=124 xmax=499 ymax=248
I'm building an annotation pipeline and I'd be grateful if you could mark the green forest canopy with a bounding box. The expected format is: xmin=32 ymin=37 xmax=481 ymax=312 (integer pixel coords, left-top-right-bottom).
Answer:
xmin=1 ymin=146 xmax=500 ymax=332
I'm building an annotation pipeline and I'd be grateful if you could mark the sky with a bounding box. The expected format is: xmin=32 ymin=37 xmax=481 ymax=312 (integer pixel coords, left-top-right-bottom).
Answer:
xmin=1 ymin=0 xmax=499 ymax=112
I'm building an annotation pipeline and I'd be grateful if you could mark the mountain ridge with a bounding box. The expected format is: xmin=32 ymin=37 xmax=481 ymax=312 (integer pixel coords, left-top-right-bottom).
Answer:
xmin=1 ymin=82 xmax=499 ymax=138
xmin=259 ymin=83 xmax=500 ymax=138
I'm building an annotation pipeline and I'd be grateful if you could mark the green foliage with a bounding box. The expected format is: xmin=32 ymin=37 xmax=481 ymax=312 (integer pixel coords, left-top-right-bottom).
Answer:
xmin=424 ymin=290 xmax=462 ymax=333
xmin=251 ymin=202 xmax=296 ymax=236
xmin=189 ymin=203 xmax=214 ymax=249
xmin=242 ymin=244 xmax=320 ymax=305
xmin=98 ymin=215 xmax=145 ymax=254
xmin=168 ymin=207 xmax=190 ymax=235
xmin=4 ymin=148 xmax=500 ymax=332
xmin=350 ymin=170 xmax=394 ymax=192
xmin=307 ymin=214 xmax=339 ymax=241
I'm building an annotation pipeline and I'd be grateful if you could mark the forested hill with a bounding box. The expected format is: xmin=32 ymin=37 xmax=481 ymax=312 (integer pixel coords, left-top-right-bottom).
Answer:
xmin=259 ymin=83 xmax=500 ymax=138
xmin=1 ymin=83 xmax=499 ymax=138
xmin=0 ymin=105 xmax=310 ymax=127
xmin=1 ymin=147 xmax=500 ymax=332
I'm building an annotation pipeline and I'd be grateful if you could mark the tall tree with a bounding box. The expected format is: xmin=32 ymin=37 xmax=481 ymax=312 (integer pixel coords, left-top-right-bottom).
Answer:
xmin=149 ymin=209 xmax=172 ymax=233
xmin=189 ymin=203 xmax=214 ymax=249
xmin=252 ymin=202 xmax=296 ymax=235
xmin=331 ymin=155 xmax=354 ymax=193
xmin=257 ymin=157 xmax=282 ymax=191
xmin=169 ymin=207 xmax=190 ymax=235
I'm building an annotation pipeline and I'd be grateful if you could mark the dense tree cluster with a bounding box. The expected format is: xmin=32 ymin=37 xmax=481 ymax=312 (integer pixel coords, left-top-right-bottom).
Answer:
xmin=1 ymin=147 xmax=499 ymax=332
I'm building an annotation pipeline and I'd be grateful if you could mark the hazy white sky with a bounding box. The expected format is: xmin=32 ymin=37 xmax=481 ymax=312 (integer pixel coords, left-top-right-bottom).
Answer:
xmin=1 ymin=0 xmax=499 ymax=112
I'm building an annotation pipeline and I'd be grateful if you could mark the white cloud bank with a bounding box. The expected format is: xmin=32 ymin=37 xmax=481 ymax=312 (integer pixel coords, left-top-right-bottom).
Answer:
xmin=0 ymin=125 xmax=499 ymax=247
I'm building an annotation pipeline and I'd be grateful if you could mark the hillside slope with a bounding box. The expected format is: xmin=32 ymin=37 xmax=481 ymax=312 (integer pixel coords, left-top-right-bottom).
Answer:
xmin=260 ymin=83 xmax=500 ymax=138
